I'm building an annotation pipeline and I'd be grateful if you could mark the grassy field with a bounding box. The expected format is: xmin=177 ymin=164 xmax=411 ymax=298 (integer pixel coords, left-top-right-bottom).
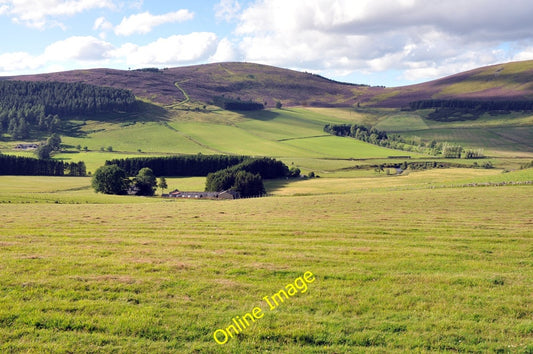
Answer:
xmin=2 ymin=167 xmax=530 ymax=202
xmin=2 ymin=106 xmax=532 ymax=175
xmin=307 ymin=107 xmax=533 ymax=157
xmin=1 ymin=103 xmax=533 ymax=352
xmin=0 ymin=182 xmax=531 ymax=352
xmin=265 ymin=168 xmax=533 ymax=196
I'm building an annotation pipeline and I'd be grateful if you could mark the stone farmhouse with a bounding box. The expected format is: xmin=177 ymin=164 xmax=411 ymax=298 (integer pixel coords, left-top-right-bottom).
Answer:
xmin=166 ymin=189 xmax=240 ymax=200
xmin=15 ymin=143 xmax=39 ymax=150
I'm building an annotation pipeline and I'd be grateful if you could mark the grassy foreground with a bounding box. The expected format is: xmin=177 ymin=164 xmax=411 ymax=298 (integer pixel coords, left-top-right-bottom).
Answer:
xmin=1 ymin=185 xmax=532 ymax=352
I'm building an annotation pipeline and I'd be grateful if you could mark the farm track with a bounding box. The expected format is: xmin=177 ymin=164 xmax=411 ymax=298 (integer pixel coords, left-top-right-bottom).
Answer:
xmin=165 ymin=81 xmax=191 ymax=109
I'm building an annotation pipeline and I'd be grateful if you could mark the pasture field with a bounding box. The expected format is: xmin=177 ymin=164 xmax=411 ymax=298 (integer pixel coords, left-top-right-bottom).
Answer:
xmin=1 ymin=168 xmax=531 ymax=203
xmin=265 ymin=168 xmax=533 ymax=196
xmin=1 ymin=103 xmax=533 ymax=352
xmin=3 ymin=106 xmax=533 ymax=175
xmin=0 ymin=183 xmax=532 ymax=352
xmin=307 ymin=107 xmax=533 ymax=157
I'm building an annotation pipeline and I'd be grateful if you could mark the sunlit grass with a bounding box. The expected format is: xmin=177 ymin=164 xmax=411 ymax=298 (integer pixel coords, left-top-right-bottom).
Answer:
xmin=0 ymin=186 xmax=531 ymax=352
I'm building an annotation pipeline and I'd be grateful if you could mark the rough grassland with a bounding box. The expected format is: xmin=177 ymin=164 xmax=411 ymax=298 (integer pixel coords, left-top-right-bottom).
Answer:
xmin=307 ymin=108 xmax=533 ymax=156
xmin=4 ymin=106 xmax=532 ymax=174
xmin=0 ymin=185 xmax=532 ymax=353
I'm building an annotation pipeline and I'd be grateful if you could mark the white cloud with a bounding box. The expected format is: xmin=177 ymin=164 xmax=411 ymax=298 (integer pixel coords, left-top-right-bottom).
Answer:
xmin=214 ymin=0 xmax=241 ymax=22
xmin=113 ymin=32 xmax=218 ymax=67
xmin=93 ymin=16 xmax=113 ymax=39
xmin=114 ymin=9 xmax=194 ymax=36
xmin=93 ymin=16 xmax=112 ymax=31
xmin=0 ymin=52 xmax=42 ymax=74
xmin=44 ymin=36 xmax=113 ymax=61
xmin=209 ymin=38 xmax=238 ymax=63
xmin=0 ymin=32 xmax=224 ymax=75
xmin=0 ymin=36 xmax=115 ymax=75
xmin=513 ymin=45 xmax=533 ymax=62
xmin=234 ymin=0 xmax=533 ymax=84
xmin=0 ymin=0 xmax=114 ymax=29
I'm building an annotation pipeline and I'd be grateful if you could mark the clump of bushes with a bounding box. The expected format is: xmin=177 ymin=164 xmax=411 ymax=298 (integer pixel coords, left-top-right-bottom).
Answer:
xmin=92 ymin=165 xmax=157 ymax=196
xmin=205 ymin=157 xmax=290 ymax=197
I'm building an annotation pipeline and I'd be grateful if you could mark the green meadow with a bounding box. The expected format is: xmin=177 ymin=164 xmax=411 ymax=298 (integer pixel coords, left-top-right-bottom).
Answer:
xmin=1 ymin=105 xmax=533 ymax=352
xmin=0 ymin=179 xmax=531 ymax=352
xmin=4 ymin=106 xmax=532 ymax=174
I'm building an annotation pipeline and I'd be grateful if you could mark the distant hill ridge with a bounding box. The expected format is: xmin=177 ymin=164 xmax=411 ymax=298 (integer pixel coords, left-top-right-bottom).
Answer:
xmin=4 ymin=60 xmax=533 ymax=108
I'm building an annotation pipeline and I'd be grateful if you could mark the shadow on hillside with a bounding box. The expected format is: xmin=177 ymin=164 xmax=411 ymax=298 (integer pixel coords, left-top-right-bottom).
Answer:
xmin=60 ymin=101 xmax=170 ymax=138
xmin=264 ymin=178 xmax=300 ymax=194
xmin=59 ymin=121 xmax=87 ymax=138
xmin=240 ymin=109 xmax=281 ymax=121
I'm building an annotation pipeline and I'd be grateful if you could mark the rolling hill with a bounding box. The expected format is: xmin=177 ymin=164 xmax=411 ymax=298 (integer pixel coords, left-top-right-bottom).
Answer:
xmin=5 ymin=60 xmax=533 ymax=109
xmin=2 ymin=60 xmax=532 ymax=173
xmin=367 ymin=60 xmax=533 ymax=108
xmin=4 ymin=63 xmax=374 ymax=108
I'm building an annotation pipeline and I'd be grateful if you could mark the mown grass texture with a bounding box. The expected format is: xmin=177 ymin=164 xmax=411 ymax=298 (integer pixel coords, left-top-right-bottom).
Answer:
xmin=0 ymin=185 xmax=532 ymax=352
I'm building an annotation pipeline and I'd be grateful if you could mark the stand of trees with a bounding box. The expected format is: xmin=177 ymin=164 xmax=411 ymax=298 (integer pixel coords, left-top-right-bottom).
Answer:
xmin=408 ymin=99 xmax=533 ymax=111
xmin=205 ymin=157 xmax=289 ymax=197
xmin=35 ymin=133 xmax=62 ymax=159
xmin=212 ymin=96 xmax=264 ymax=111
xmin=105 ymin=155 xmax=249 ymax=177
xmin=407 ymin=99 xmax=533 ymax=122
xmin=323 ymin=123 xmax=485 ymax=159
xmin=441 ymin=144 xmax=463 ymax=159
xmin=96 ymin=156 xmax=289 ymax=197
xmin=92 ymin=165 xmax=158 ymax=195
xmin=0 ymin=154 xmax=86 ymax=176
xmin=230 ymin=157 xmax=289 ymax=179
xmin=205 ymin=169 xmax=265 ymax=197
xmin=0 ymin=80 xmax=138 ymax=137
xmin=92 ymin=164 xmax=129 ymax=195
xmin=131 ymin=167 xmax=157 ymax=196
xmin=324 ymin=123 xmax=437 ymax=154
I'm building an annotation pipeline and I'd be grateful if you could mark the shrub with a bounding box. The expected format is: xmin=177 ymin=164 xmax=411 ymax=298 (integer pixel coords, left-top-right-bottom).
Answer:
xmin=92 ymin=164 xmax=129 ymax=195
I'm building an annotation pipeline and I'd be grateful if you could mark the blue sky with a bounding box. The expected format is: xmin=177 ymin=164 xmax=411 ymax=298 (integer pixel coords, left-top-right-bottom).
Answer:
xmin=1 ymin=0 xmax=533 ymax=87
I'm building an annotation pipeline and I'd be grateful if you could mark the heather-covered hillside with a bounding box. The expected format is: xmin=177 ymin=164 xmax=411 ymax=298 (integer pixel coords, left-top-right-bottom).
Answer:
xmin=5 ymin=60 xmax=533 ymax=109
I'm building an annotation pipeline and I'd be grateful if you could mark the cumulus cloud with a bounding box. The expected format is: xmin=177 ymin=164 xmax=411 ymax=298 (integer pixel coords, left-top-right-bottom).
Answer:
xmin=44 ymin=36 xmax=114 ymax=62
xmin=0 ymin=36 xmax=117 ymax=75
xmin=93 ymin=16 xmax=113 ymax=31
xmin=93 ymin=16 xmax=113 ymax=39
xmin=0 ymin=32 xmax=226 ymax=75
xmin=214 ymin=0 xmax=241 ymax=21
xmin=113 ymin=32 xmax=219 ymax=67
xmin=114 ymin=10 xmax=194 ymax=36
xmin=0 ymin=52 xmax=42 ymax=74
xmin=3 ymin=0 xmax=533 ymax=84
xmin=0 ymin=0 xmax=114 ymax=29
xmin=209 ymin=37 xmax=238 ymax=63
xmin=234 ymin=0 xmax=533 ymax=83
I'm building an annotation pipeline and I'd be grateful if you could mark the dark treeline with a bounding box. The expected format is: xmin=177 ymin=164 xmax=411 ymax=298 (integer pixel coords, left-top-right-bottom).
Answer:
xmin=0 ymin=80 xmax=137 ymax=138
xmin=408 ymin=99 xmax=533 ymax=111
xmin=324 ymin=123 xmax=388 ymax=141
xmin=323 ymin=123 xmax=483 ymax=158
xmin=105 ymin=155 xmax=249 ymax=177
xmin=205 ymin=169 xmax=265 ymax=197
xmin=0 ymin=154 xmax=86 ymax=176
xmin=212 ymin=96 xmax=264 ymax=111
xmin=133 ymin=68 xmax=162 ymax=73
xmin=205 ymin=157 xmax=289 ymax=197
xmin=324 ymin=123 xmax=422 ymax=152
xmin=371 ymin=160 xmax=493 ymax=172
xmin=230 ymin=157 xmax=289 ymax=179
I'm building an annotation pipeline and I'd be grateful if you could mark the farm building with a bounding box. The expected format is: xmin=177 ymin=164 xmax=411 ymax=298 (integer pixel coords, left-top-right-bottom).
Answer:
xmin=15 ymin=143 xmax=39 ymax=150
xmin=167 ymin=189 xmax=240 ymax=200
